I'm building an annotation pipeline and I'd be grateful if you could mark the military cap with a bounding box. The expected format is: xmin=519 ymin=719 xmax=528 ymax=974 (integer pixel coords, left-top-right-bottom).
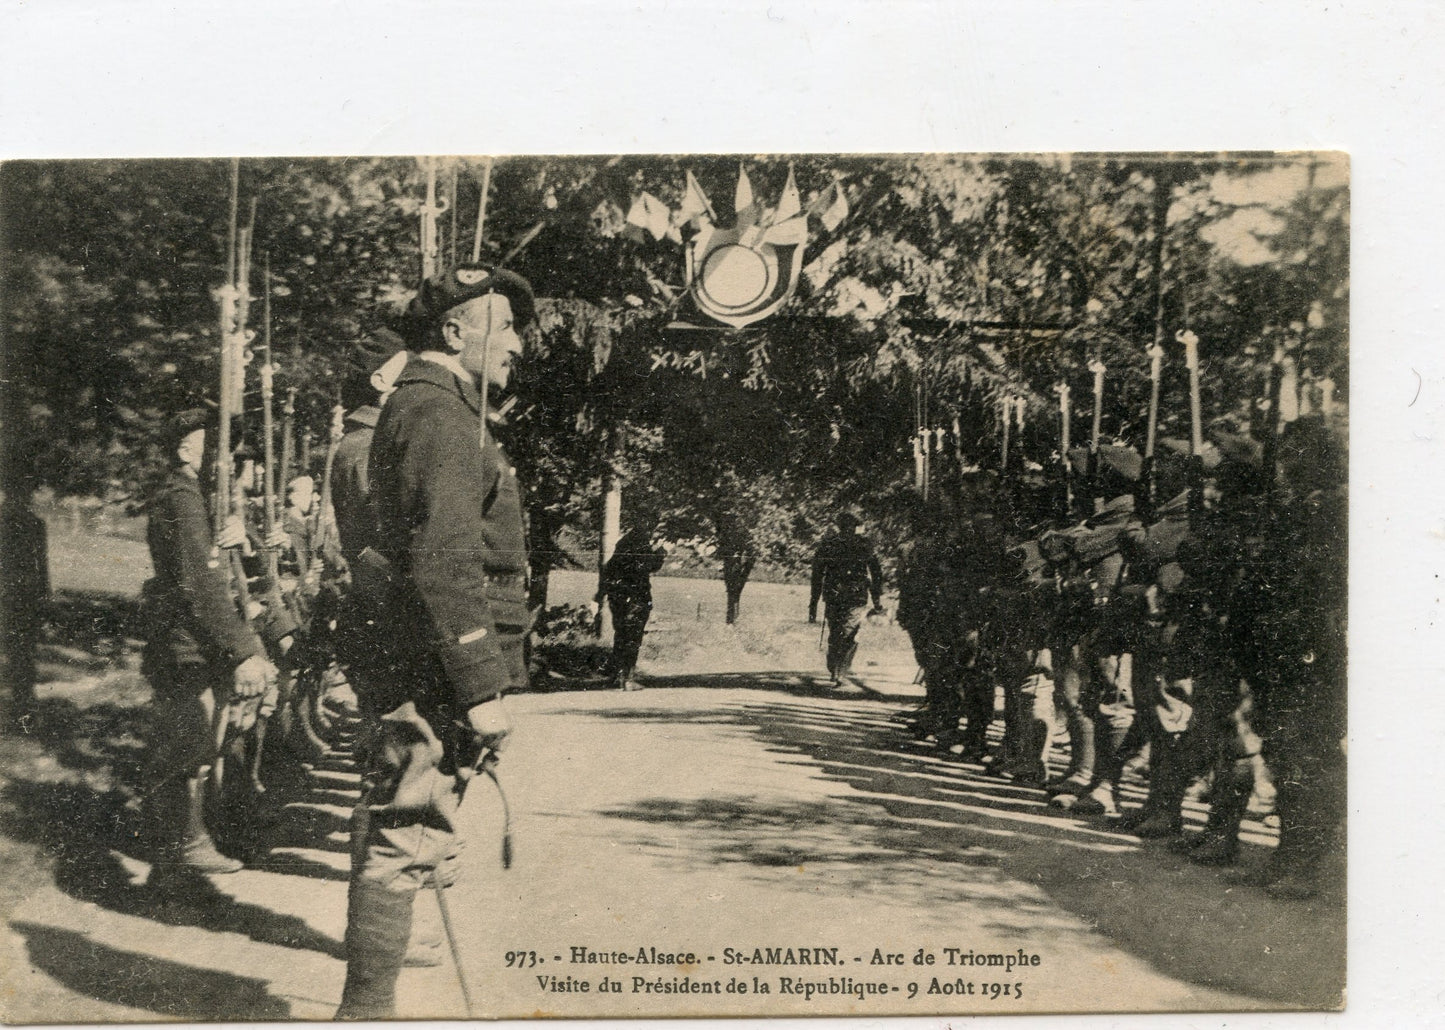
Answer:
xmin=342 ymin=329 xmax=410 ymax=410
xmin=414 ymin=264 xmax=537 ymax=330
xmin=163 ymin=407 xmax=213 ymax=452
xmin=1068 ymin=444 xmax=1144 ymax=482
xmin=1159 ymin=436 xmax=1225 ymax=470
xmin=1208 ymin=429 xmax=1264 ymax=469
xmin=836 ymin=510 xmax=861 ymax=530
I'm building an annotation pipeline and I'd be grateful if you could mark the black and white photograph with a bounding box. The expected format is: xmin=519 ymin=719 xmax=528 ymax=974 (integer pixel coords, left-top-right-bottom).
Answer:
xmin=3 ymin=2 xmax=1444 ymax=1027
xmin=0 ymin=151 xmax=1349 ymax=1019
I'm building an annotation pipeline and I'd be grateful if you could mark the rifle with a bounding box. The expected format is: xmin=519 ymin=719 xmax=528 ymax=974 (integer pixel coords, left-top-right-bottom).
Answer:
xmin=1053 ymin=382 xmax=1072 ymax=517
xmin=419 ymin=156 xmax=449 ymax=281
xmin=257 ymin=256 xmax=300 ymax=621
xmin=1138 ymin=342 xmax=1164 ymax=520
xmin=1087 ymin=358 xmax=1106 ymax=513
xmin=279 ymin=387 xmax=296 ymax=494
xmin=313 ymin=401 xmax=346 ymax=564
xmin=1176 ymin=329 xmax=1204 ymax=529
xmin=211 ymin=171 xmax=257 ymax=790
xmin=999 ymin=396 xmax=1011 ymax=475
xmin=249 ymin=254 xmax=307 ymax=793
xmin=1260 ymin=343 xmax=1287 ymax=514
xmin=473 ymin=155 xmax=493 ymax=263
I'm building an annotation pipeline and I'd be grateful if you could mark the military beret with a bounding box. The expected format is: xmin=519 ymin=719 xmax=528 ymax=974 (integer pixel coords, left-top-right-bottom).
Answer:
xmin=163 ymin=407 xmax=213 ymax=452
xmin=362 ymin=326 xmax=407 ymax=359
xmin=1068 ymin=444 xmax=1144 ymax=482
xmin=343 ymin=330 xmax=410 ymax=410
xmin=1208 ymin=429 xmax=1264 ymax=469
xmin=414 ymin=264 xmax=537 ymax=330
xmin=1159 ymin=437 xmax=1225 ymax=470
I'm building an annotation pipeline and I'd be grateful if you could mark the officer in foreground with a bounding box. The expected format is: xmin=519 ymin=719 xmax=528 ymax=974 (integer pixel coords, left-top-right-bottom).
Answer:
xmin=335 ymin=266 xmax=534 ymax=1020
xmin=141 ymin=410 xmax=276 ymax=883
xmin=808 ymin=511 xmax=885 ymax=686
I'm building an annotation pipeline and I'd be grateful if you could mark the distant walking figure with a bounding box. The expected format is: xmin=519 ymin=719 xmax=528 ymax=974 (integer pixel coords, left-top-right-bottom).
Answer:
xmin=598 ymin=522 xmax=666 ymax=691
xmin=808 ymin=511 xmax=884 ymax=685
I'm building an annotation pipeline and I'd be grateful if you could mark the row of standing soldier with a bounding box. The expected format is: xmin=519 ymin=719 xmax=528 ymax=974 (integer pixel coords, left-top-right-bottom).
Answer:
xmin=896 ymin=412 xmax=1346 ymax=902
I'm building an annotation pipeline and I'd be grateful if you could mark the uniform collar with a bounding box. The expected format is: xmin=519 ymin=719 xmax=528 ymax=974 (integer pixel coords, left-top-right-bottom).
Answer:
xmin=346 ymin=405 xmax=381 ymax=429
xmin=155 ymin=465 xmax=204 ymax=500
xmin=395 ymin=354 xmax=483 ymax=415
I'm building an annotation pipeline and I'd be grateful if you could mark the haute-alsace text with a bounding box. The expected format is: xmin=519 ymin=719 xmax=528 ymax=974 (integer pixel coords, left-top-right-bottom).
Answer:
xmin=569 ymin=945 xmax=699 ymax=965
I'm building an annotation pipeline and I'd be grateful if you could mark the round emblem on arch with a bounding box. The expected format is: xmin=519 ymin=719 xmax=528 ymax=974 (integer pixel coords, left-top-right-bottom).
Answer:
xmin=697 ymin=244 xmax=777 ymax=313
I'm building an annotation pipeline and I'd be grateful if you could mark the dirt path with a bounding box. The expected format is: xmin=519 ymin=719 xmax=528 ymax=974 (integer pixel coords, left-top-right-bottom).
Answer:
xmin=2 ymin=672 xmax=1340 ymax=1021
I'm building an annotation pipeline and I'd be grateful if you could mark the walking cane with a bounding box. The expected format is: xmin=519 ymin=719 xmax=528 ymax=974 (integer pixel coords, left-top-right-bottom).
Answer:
xmin=431 ymin=879 xmax=476 ymax=1018
xmin=434 ymin=745 xmax=512 ymax=1018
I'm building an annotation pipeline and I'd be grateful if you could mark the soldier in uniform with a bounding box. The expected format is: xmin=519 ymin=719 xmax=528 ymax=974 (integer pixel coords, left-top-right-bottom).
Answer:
xmin=1233 ymin=417 xmax=1346 ymax=898
xmin=335 ymin=265 xmax=534 ymax=1020
xmin=896 ymin=502 xmax=962 ymax=741
xmin=140 ymin=410 xmax=277 ymax=883
xmin=332 ymin=334 xmax=408 ymax=566
xmin=597 ymin=519 xmax=667 ymax=691
xmin=808 ymin=511 xmax=884 ymax=686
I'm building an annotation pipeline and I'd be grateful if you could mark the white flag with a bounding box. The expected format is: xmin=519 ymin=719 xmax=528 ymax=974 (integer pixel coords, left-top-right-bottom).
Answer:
xmin=775 ymin=165 xmax=802 ymax=222
xmin=818 ymin=181 xmax=848 ymax=231
xmin=677 ymin=169 xmax=715 ymax=228
xmin=626 ymin=191 xmax=673 ymax=241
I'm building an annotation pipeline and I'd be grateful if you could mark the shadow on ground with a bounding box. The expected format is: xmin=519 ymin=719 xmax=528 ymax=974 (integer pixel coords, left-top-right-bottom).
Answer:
xmin=10 ymin=921 xmax=289 ymax=1021
xmin=2 ymin=590 xmax=349 ymax=1022
xmin=546 ymin=672 xmax=1345 ymax=1010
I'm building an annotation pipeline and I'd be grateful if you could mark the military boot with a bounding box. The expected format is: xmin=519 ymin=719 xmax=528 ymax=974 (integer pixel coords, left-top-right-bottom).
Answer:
xmin=180 ymin=773 xmax=245 ymax=873
xmin=957 ymin=674 xmax=993 ymax=760
xmin=1187 ymin=757 xmax=1254 ymax=866
xmin=146 ymin=774 xmax=242 ymax=889
xmin=336 ymin=879 xmax=415 ymax=1020
xmin=1012 ymin=714 xmax=1053 ymax=789
xmin=1068 ymin=780 xmax=1119 ymax=817
xmin=180 ymin=773 xmax=244 ymax=871
xmin=1127 ymin=734 xmax=1191 ymax=839
xmin=1049 ymin=687 xmax=1095 ymax=790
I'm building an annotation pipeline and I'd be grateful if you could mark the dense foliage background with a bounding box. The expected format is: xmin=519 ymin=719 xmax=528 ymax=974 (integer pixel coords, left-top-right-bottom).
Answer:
xmin=0 ymin=153 xmax=1348 ymax=606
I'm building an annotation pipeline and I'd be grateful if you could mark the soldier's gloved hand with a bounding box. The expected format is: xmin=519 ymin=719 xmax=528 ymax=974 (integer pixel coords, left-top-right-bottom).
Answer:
xmin=466 ymin=697 xmax=512 ymax=753
xmin=217 ymin=515 xmax=248 ymax=549
xmin=233 ymin=654 xmax=277 ymax=698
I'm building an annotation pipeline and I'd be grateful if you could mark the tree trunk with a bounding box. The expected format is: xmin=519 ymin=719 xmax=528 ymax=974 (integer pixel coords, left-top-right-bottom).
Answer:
xmin=527 ymin=565 xmax=551 ymax=632
xmin=593 ymin=472 xmax=621 ymax=639
xmin=722 ymin=555 xmax=754 ymax=625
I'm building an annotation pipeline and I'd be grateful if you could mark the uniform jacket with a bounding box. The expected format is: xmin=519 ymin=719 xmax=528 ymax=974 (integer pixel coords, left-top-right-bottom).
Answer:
xmin=333 ymin=405 xmax=378 ymax=562
xmin=143 ymin=468 xmax=263 ymax=671
xmin=599 ymin=529 xmax=665 ymax=607
xmin=368 ymin=356 xmax=529 ymax=710
xmin=810 ymin=531 xmax=883 ymax=613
